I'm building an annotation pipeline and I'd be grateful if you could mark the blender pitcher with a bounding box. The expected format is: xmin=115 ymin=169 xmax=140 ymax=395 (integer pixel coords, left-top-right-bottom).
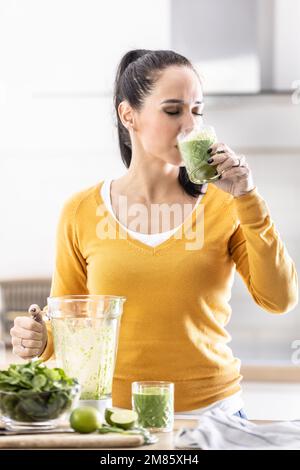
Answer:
xmin=47 ymin=295 xmax=126 ymax=404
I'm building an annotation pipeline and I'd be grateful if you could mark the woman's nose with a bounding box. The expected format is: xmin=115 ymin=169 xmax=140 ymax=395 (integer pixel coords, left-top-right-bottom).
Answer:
xmin=181 ymin=113 xmax=202 ymax=134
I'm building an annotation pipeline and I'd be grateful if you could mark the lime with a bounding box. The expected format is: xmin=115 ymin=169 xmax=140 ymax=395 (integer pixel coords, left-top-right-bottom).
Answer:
xmin=70 ymin=406 xmax=102 ymax=433
xmin=109 ymin=409 xmax=138 ymax=430
xmin=104 ymin=407 xmax=120 ymax=426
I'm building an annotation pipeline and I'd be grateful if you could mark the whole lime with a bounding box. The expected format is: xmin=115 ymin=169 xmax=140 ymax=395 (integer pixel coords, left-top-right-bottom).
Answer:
xmin=70 ymin=406 xmax=101 ymax=433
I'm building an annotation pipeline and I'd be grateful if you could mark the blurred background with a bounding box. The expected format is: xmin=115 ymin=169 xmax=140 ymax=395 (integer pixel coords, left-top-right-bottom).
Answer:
xmin=0 ymin=0 xmax=300 ymax=419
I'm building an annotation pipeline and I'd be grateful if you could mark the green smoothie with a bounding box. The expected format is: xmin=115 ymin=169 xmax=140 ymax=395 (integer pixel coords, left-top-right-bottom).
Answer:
xmin=133 ymin=386 xmax=173 ymax=431
xmin=178 ymin=127 xmax=219 ymax=184
xmin=51 ymin=317 xmax=116 ymax=400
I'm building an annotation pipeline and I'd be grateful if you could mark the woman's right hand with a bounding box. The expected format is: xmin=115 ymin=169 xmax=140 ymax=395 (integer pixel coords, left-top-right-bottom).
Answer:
xmin=10 ymin=316 xmax=48 ymax=359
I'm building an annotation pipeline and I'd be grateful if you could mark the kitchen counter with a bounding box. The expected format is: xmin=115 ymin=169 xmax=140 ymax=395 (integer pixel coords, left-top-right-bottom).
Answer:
xmin=103 ymin=418 xmax=200 ymax=450
xmin=98 ymin=418 xmax=270 ymax=450
xmin=0 ymin=417 xmax=273 ymax=450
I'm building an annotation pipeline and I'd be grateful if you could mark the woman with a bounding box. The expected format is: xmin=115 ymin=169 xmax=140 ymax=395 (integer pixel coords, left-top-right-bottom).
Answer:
xmin=10 ymin=49 xmax=298 ymax=419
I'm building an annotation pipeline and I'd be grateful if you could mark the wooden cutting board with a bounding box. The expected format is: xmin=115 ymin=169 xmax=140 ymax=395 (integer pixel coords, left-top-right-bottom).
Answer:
xmin=0 ymin=432 xmax=145 ymax=449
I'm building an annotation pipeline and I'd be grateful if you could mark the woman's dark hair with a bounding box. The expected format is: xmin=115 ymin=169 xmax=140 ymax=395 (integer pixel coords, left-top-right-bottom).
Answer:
xmin=113 ymin=49 xmax=205 ymax=198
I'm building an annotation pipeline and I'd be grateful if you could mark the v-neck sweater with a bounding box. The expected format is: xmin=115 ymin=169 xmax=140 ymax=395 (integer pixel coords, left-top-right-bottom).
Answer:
xmin=40 ymin=181 xmax=298 ymax=411
xmin=100 ymin=178 xmax=203 ymax=247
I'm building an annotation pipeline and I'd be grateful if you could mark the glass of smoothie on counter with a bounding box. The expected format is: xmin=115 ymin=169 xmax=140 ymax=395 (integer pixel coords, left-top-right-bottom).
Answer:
xmin=132 ymin=381 xmax=174 ymax=432
xmin=177 ymin=124 xmax=219 ymax=184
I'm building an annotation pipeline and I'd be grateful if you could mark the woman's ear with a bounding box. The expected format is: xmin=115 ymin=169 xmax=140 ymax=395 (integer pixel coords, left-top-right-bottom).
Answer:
xmin=118 ymin=100 xmax=135 ymax=130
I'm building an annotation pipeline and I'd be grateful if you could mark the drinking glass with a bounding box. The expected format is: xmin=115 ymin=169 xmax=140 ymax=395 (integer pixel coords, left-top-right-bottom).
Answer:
xmin=132 ymin=381 xmax=174 ymax=433
xmin=177 ymin=125 xmax=220 ymax=184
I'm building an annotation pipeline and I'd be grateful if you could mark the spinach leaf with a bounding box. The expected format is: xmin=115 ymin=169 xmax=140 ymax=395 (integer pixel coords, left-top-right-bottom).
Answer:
xmin=0 ymin=360 xmax=79 ymax=422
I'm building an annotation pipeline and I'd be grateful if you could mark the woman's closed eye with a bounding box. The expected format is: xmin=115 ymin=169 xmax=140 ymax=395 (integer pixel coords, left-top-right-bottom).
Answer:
xmin=164 ymin=110 xmax=203 ymax=116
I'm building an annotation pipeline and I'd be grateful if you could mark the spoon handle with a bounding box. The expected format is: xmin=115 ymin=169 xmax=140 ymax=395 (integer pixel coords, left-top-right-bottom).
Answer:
xmin=28 ymin=304 xmax=43 ymax=323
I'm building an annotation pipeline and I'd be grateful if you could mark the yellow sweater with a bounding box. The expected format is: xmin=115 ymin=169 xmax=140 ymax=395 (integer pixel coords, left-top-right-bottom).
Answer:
xmin=40 ymin=181 xmax=298 ymax=411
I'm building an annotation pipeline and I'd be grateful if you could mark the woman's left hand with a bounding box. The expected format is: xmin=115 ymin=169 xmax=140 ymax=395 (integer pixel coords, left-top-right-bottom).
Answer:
xmin=207 ymin=143 xmax=255 ymax=197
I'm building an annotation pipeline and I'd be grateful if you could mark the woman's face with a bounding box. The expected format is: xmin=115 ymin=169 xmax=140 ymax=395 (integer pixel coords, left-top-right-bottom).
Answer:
xmin=121 ymin=65 xmax=204 ymax=167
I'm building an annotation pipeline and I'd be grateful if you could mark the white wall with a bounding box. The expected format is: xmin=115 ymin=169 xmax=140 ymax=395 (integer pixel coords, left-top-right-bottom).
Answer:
xmin=171 ymin=0 xmax=300 ymax=93
xmin=171 ymin=0 xmax=260 ymax=93
xmin=273 ymin=0 xmax=300 ymax=90
xmin=204 ymin=95 xmax=300 ymax=363
xmin=227 ymin=151 xmax=300 ymax=363
xmin=1 ymin=1 xmax=299 ymax=363
xmin=0 ymin=0 xmax=171 ymax=278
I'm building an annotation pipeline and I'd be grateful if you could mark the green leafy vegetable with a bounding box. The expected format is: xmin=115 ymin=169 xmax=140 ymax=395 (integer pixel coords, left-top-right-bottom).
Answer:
xmin=98 ymin=423 xmax=158 ymax=445
xmin=0 ymin=360 xmax=79 ymax=423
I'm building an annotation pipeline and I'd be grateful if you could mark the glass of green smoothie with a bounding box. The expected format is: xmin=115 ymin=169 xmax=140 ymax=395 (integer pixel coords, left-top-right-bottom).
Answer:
xmin=132 ymin=381 xmax=174 ymax=433
xmin=177 ymin=124 xmax=220 ymax=184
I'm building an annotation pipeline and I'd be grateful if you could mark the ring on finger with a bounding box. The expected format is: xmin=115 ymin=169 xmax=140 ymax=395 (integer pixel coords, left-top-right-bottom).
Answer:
xmin=234 ymin=154 xmax=246 ymax=168
xmin=20 ymin=338 xmax=26 ymax=349
xmin=232 ymin=157 xmax=241 ymax=168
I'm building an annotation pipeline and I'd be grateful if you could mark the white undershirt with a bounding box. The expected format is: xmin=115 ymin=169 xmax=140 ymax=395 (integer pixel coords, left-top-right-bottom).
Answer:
xmin=101 ymin=178 xmax=203 ymax=247
xmin=100 ymin=178 xmax=245 ymax=417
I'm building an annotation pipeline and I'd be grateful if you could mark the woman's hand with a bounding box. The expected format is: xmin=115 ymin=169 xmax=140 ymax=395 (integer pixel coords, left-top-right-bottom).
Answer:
xmin=10 ymin=316 xmax=48 ymax=359
xmin=207 ymin=143 xmax=255 ymax=197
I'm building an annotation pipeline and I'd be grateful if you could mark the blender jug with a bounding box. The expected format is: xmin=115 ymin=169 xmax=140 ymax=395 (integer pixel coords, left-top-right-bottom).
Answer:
xmin=47 ymin=295 xmax=126 ymax=403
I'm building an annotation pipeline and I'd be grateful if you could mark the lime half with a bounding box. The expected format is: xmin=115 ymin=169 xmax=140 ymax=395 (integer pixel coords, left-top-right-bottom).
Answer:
xmin=104 ymin=407 xmax=120 ymax=426
xmin=106 ymin=409 xmax=138 ymax=430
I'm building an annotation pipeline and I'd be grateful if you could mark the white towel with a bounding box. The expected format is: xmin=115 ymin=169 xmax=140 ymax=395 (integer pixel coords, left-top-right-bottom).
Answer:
xmin=174 ymin=409 xmax=300 ymax=450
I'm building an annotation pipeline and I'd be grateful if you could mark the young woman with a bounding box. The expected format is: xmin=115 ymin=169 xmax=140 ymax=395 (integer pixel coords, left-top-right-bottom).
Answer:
xmin=11 ymin=49 xmax=298 ymax=419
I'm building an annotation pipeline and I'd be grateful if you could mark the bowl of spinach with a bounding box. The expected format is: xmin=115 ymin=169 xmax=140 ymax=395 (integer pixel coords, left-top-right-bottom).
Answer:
xmin=0 ymin=360 xmax=80 ymax=430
